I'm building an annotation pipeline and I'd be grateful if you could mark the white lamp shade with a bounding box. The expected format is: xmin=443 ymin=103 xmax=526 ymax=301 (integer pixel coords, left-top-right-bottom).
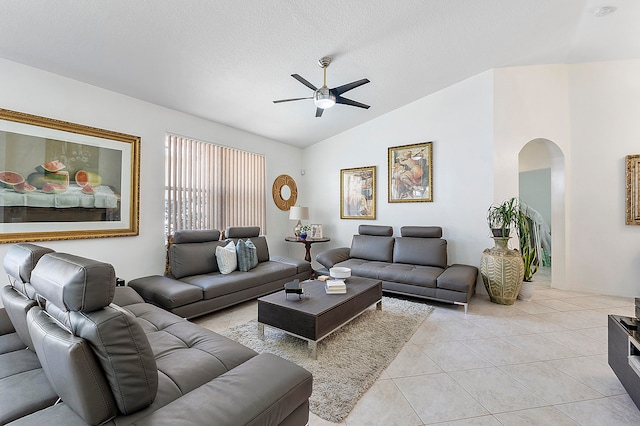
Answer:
xmin=289 ymin=206 xmax=309 ymax=220
xmin=314 ymin=87 xmax=336 ymax=109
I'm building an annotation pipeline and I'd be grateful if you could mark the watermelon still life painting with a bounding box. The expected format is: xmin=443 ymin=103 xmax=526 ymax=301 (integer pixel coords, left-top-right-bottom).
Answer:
xmin=0 ymin=108 xmax=140 ymax=243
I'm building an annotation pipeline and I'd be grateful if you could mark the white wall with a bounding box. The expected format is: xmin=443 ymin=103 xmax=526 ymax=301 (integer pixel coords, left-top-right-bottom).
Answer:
xmin=567 ymin=60 xmax=640 ymax=296
xmin=3 ymin=57 xmax=639 ymax=299
xmin=494 ymin=60 xmax=640 ymax=297
xmin=0 ymin=58 xmax=302 ymax=287
xmin=494 ymin=65 xmax=572 ymax=291
xmin=302 ymin=71 xmax=495 ymax=275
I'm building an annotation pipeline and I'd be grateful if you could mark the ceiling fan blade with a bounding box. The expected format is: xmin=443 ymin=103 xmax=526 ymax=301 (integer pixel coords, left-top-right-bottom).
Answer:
xmin=315 ymin=107 xmax=324 ymax=118
xmin=333 ymin=79 xmax=370 ymax=96
xmin=273 ymin=97 xmax=313 ymax=104
xmin=336 ymin=95 xmax=370 ymax=109
xmin=291 ymin=74 xmax=317 ymax=91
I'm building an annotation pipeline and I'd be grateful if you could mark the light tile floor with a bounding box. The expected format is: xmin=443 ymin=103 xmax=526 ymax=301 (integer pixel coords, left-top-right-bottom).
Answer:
xmin=194 ymin=281 xmax=640 ymax=426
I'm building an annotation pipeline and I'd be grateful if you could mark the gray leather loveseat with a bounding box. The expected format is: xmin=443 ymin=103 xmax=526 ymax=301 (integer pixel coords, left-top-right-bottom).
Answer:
xmin=316 ymin=225 xmax=478 ymax=313
xmin=0 ymin=243 xmax=312 ymax=425
xmin=129 ymin=227 xmax=312 ymax=319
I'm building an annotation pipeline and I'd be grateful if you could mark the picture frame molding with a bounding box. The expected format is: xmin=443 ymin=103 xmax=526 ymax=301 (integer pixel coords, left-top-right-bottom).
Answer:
xmin=310 ymin=224 xmax=323 ymax=239
xmin=388 ymin=141 xmax=433 ymax=203
xmin=340 ymin=165 xmax=376 ymax=220
xmin=0 ymin=108 xmax=140 ymax=243
xmin=626 ymin=154 xmax=640 ymax=225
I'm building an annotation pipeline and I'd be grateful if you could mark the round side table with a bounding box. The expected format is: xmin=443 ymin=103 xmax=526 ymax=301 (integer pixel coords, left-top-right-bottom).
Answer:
xmin=285 ymin=237 xmax=330 ymax=262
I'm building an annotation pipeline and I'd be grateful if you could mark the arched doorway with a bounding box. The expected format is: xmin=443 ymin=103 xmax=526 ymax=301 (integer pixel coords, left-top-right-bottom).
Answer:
xmin=518 ymin=139 xmax=565 ymax=288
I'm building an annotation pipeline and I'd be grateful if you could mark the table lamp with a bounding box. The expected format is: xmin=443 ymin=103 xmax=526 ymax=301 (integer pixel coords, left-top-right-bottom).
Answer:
xmin=289 ymin=206 xmax=309 ymax=237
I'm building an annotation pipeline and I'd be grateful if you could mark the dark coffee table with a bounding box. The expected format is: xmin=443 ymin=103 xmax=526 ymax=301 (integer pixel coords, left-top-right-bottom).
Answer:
xmin=257 ymin=276 xmax=382 ymax=358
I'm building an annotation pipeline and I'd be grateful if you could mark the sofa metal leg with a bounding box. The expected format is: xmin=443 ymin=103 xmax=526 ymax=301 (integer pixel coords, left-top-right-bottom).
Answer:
xmin=453 ymin=301 xmax=468 ymax=315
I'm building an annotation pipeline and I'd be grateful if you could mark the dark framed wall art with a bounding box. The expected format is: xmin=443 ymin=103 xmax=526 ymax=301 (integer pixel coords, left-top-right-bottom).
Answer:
xmin=0 ymin=108 xmax=140 ymax=243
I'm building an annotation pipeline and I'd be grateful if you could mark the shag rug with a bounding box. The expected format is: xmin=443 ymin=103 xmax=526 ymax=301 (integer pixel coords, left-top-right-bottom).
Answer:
xmin=222 ymin=296 xmax=433 ymax=423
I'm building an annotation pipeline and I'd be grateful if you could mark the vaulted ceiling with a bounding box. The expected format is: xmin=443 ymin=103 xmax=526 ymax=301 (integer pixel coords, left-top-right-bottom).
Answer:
xmin=1 ymin=0 xmax=638 ymax=147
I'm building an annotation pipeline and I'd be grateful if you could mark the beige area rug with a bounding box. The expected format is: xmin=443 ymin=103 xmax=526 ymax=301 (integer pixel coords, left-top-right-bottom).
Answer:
xmin=222 ymin=296 xmax=433 ymax=423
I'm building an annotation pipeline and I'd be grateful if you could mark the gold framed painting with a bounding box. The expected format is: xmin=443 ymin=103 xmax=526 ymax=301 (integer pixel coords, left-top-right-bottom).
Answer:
xmin=340 ymin=166 xmax=376 ymax=220
xmin=388 ymin=141 xmax=433 ymax=202
xmin=626 ymin=154 xmax=640 ymax=225
xmin=0 ymin=108 xmax=140 ymax=243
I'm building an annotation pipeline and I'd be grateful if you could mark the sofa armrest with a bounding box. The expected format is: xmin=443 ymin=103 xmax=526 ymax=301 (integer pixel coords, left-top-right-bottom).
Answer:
xmin=112 ymin=286 xmax=146 ymax=307
xmin=270 ymin=256 xmax=312 ymax=275
xmin=316 ymin=247 xmax=351 ymax=269
xmin=0 ymin=308 xmax=16 ymax=336
xmin=128 ymin=275 xmax=203 ymax=309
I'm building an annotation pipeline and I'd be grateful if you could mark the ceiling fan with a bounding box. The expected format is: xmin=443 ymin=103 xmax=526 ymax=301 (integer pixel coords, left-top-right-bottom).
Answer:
xmin=273 ymin=57 xmax=370 ymax=117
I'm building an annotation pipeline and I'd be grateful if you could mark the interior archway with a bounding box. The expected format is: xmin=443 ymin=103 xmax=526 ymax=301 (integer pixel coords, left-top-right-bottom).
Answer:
xmin=518 ymin=138 xmax=565 ymax=288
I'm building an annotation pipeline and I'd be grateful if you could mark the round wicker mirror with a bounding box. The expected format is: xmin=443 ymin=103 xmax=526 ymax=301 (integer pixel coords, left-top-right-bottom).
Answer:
xmin=272 ymin=174 xmax=298 ymax=211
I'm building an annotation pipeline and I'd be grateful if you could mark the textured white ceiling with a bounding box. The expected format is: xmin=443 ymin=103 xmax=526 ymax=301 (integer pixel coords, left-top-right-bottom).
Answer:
xmin=0 ymin=0 xmax=638 ymax=147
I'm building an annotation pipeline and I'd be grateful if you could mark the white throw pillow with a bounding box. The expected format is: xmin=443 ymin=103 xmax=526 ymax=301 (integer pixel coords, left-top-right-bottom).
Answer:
xmin=215 ymin=241 xmax=237 ymax=274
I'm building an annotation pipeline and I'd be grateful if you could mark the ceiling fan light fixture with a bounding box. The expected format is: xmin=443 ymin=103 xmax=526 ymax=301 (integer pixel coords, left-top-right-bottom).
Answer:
xmin=314 ymin=86 xmax=336 ymax=109
xmin=592 ymin=6 xmax=616 ymax=17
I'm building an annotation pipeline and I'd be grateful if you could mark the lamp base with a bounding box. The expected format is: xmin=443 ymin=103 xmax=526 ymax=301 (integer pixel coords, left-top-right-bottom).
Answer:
xmin=294 ymin=220 xmax=302 ymax=237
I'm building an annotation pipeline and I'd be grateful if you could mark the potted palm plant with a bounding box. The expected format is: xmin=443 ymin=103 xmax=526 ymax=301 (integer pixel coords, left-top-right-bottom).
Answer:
xmin=481 ymin=197 xmax=525 ymax=305
xmin=486 ymin=197 xmax=519 ymax=237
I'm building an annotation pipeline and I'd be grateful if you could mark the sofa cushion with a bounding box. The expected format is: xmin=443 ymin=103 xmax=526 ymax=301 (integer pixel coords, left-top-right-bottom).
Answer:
xmin=437 ymin=264 xmax=478 ymax=293
xmin=143 ymin=320 xmax=257 ymax=393
xmin=246 ymin=239 xmax=259 ymax=268
xmin=69 ymin=305 xmax=159 ymax=415
xmin=335 ymin=259 xmax=443 ymax=287
xmin=393 ymin=237 xmax=447 ymax=268
xmin=27 ymin=308 xmax=118 ymax=424
xmin=0 ymin=366 xmax=60 ymax=424
xmin=181 ymin=261 xmax=297 ymax=300
xmin=334 ymin=259 xmax=391 ymax=280
xmin=350 ymin=235 xmax=395 ymax=262
xmin=1 ymin=286 xmax=38 ymax=350
xmin=131 ymin=353 xmax=312 ymax=426
xmin=376 ymin=263 xmax=443 ymax=287
xmin=250 ymin=236 xmax=270 ymax=263
xmin=216 ymin=241 xmax=237 ymax=274
xmin=170 ymin=240 xmax=226 ymax=279
xmin=236 ymin=240 xmax=257 ymax=272
xmin=30 ymin=252 xmax=159 ymax=416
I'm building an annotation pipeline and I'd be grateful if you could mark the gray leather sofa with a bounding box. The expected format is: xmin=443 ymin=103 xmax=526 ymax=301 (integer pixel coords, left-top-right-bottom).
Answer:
xmin=0 ymin=243 xmax=312 ymax=425
xmin=129 ymin=227 xmax=312 ymax=319
xmin=316 ymin=225 xmax=478 ymax=313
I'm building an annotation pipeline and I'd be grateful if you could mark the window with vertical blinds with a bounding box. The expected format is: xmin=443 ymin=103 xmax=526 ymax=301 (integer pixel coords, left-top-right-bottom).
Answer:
xmin=165 ymin=134 xmax=266 ymax=236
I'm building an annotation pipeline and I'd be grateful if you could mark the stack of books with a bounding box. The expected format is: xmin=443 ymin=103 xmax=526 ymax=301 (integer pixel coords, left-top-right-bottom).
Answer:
xmin=325 ymin=279 xmax=346 ymax=294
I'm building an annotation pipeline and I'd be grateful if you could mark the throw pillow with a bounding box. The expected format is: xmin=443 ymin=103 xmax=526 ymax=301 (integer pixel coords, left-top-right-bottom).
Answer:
xmin=236 ymin=239 xmax=253 ymax=272
xmin=246 ymin=239 xmax=259 ymax=269
xmin=215 ymin=241 xmax=237 ymax=274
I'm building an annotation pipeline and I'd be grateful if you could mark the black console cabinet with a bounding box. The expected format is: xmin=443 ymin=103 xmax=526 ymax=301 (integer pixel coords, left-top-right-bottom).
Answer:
xmin=608 ymin=315 xmax=640 ymax=409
